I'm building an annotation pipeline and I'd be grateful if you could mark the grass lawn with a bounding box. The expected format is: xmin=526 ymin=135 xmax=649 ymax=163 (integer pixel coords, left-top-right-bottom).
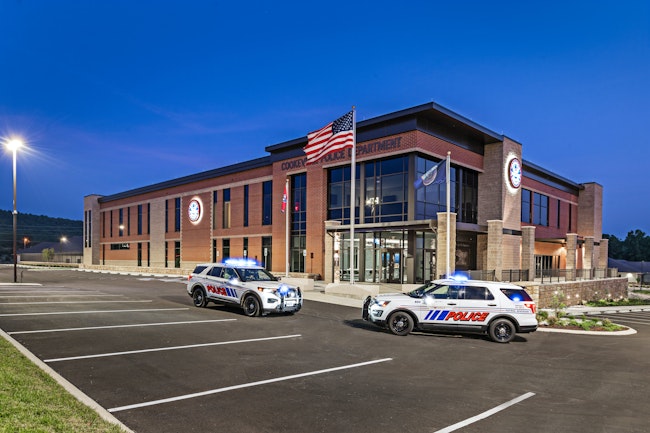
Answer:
xmin=0 ymin=336 xmax=126 ymax=432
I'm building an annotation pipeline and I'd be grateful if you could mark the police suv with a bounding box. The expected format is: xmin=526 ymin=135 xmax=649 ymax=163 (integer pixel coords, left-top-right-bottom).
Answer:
xmin=362 ymin=278 xmax=537 ymax=343
xmin=187 ymin=259 xmax=302 ymax=316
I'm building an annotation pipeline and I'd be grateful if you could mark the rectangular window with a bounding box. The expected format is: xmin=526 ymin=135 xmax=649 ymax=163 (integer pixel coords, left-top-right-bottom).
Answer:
xmin=147 ymin=203 xmax=150 ymax=234
xmin=327 ymin=165 xmax=360 ymax=224
xmin=533 ymin=192 xmax=549 ymax=226
xmin=213 ymin=191 xmax=219 ymax=229
xmin=137 ymin=243 xmax=142 ymax=267
xmin=175 ymin=197 xmax=181 ymax=232
xmin=110 ymin=211 xmax=114 ymax=238
xmin=127 ymin=207 xmax=131 ymax=236
xmin=138 ymin=204 xmax=143 ymax=235
xmin=165 ymin=200 xmax=169 ymax=233
xmin=262 ymin=181 xmax=272 ymax=225
xmin=174 ymin=241 xmax=181 ymax=268
xmin=110 ymin=243 xmax=130 ymax=250
xmin=557 ymin=200 xmax=561 ymax=229
xmin=291 ymin=174 xmax=307 ymax=272
xmin=102 ymin=211 xmax=105 ymax=238
xmin=243 ymin=185 xmax=249 ymax=227
xmin=262 ymin=236 xmax=272 ymax=270
xmin=223 ymin=189 xmax=231 ymax=228
xmin=119 ymin=208 xmax=124 ymax=237
xmin=521 ymin=189 xmax=531 ymax=223
xmin=222 ymin=238 xmax=230 ymax=261
xmin=243 ymin=237 xmax=248 ymax=258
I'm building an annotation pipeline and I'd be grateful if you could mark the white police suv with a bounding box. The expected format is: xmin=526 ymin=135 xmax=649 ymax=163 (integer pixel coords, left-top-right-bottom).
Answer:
xmin=187 ymin=259 xmax=302 ymax=316
xmin=362 ymin=278 xmax=537 ymax=343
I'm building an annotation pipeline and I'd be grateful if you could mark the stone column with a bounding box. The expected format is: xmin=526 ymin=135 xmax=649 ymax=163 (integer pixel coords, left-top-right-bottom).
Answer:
xmin=584 ymin=236 xmax=595 ymax=275
xmin=521 ymin=226 xmax=535 ymax=282
xmin=148 ymin=198 xmax=166 ymax=268
xmin=324 ymin=221 xmax=341 ymax=284
xmin=487 ymin=220 xmax=503 ymax=280
xmin=436 ymin=212 xmax=456 ymax=278
xmin=566 ymin=233 xmax=577 ymax=281
xmin=598 ymin=238 xmax=609 ymax=269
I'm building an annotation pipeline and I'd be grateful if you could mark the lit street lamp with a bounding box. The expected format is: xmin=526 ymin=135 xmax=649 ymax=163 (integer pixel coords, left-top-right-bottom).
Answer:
xmin=6 ymin=139 xmax=22 ymax=283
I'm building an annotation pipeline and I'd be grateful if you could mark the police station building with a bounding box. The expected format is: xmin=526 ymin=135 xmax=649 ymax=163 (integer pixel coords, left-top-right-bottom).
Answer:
xmin=83 ymin=102 xmax=609 ymax=285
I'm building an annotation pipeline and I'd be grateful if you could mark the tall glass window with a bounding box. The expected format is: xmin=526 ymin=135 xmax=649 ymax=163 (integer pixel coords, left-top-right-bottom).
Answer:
xmin=533 ymin=192 xmax=549 ymax=226
xmin=243 ymin=185 xmax=249 ymax=227
xmin=327 ymin=165 xmax=360 ymax=224
xmin=222 ymin=238 xmax=230 ymax=261
xmin=119 ymin=208 xmax=124 ymax=237
xmin=521 ymin=189 xmax=532 ymax=223
xmin=262 ymin=181 xmax=272 ymax=225
xmin=414 ymin=156 xmax=477 ymax=224
xmin=223 ymin=189 xmax=231 ymax=229
xmin=262 ymin=236 xmax=272 ymax=270
xmin=364 ymin=156 xmax=408 ymax=223
xmin=137 ymin=204 xmax=143 ymax=235
xmin=291 ymin=173 xmax=307 ymax=272
xmin=174 ymin=197 xmax=181 ymax=232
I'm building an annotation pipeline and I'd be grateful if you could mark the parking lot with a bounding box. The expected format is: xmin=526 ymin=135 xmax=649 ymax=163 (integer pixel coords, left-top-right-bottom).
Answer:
xmin=1 ymin=268 xmax=649 ymax=433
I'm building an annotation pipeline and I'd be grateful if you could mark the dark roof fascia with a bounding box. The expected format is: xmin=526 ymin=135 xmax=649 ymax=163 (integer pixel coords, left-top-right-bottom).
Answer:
xmin=99 ymin=156 xmax=272 ymax=203
xmin=265 ymin=102 xmax=504 ymax=155
xmin=522 ymin=160 xmax=584 ymax=194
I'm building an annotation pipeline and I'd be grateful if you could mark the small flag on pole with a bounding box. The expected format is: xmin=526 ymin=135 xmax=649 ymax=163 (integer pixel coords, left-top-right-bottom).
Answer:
xmin=414 ymin=158 xmax=446 ymax=189
xmin=304 ymin=111 xmax=354 ymax=164
xmin=281 ymin=182 xmax=287 ymax=213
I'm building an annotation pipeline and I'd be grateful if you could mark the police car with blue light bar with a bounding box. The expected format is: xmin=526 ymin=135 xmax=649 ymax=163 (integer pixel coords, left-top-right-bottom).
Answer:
xmin=187 ymin=259 xmax=302 ymax=316
xmin=362 ymin=278 xmax=537 ymax=343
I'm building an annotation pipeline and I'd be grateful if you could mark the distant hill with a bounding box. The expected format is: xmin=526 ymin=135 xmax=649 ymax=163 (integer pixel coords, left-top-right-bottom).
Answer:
xmin=0 ymin=210 xmax=82 ymax=262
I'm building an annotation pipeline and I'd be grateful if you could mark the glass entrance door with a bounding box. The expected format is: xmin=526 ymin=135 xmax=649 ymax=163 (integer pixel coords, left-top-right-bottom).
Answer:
xmin=381 ymin=248 xmax=402 ymax=283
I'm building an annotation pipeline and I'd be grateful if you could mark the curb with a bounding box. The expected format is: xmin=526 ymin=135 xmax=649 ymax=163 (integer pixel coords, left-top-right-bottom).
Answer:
xmin=0 ymin=329 xmax=134 ymax=433
xmin=536 ymin=326 xmax=637 ymax=336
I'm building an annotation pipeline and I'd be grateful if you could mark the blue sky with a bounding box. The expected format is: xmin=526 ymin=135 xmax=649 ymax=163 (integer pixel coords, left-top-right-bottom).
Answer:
xmin=1 ymin=0 xmax=648 ymax=238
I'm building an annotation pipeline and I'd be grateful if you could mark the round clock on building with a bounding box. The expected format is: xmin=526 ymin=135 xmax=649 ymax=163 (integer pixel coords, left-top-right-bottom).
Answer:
xmin=508 ymin=157 xmax=522 ymax=189
xmin=188 ymin=199 xmax=201 ymax=223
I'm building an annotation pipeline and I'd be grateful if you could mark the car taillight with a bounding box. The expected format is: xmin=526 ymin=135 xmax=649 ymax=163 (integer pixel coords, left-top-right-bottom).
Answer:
xmin=524 ymin=302 xmax=536 ymax=314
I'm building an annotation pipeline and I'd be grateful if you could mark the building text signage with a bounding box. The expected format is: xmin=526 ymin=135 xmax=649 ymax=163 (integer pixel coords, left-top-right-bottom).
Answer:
xmin=280 ymin=137 xmax=403 ymax=171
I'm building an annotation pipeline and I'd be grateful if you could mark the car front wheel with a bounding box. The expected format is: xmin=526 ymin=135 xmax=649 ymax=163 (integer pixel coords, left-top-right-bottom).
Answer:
xmin=387 ymin=311 xmax=414 ymax=336
xmin=489 ymin=318 xmax=515 ymax=343
xmin=242 ymin=294 xmax=261 ymax=317
xmin=192 ymin=287 xmax=208 ymax=308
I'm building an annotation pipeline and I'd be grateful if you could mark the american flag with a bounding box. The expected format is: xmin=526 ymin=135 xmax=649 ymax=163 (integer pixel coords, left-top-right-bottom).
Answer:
xmin=304 ymin=111 xmax=354 ymax=164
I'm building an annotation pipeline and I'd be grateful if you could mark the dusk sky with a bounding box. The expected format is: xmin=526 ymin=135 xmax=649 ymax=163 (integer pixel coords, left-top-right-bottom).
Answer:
xmin=1 ymin=0 xmax=648 ymax=238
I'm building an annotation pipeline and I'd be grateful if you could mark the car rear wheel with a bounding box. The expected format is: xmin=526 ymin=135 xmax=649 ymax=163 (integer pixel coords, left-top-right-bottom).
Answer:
xmin=242 ymin=294 xmax=261 ymax=317
xmin=387 ymin=311 xmax=414 ymax=336
xmin=192 ymin=287 xmax=208 ymax=308
xmin=489 ymin=318 xmax=515 ymax=343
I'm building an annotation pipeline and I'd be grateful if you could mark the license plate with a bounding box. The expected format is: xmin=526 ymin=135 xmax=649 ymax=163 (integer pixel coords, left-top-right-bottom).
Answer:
xmin=285 ymin=300 xmax=296 ymax=307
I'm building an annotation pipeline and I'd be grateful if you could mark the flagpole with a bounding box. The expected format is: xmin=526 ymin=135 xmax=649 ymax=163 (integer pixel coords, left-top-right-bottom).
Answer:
xmin=285 ymin=178 xmax=290 ymax=277
xmin=349 ymin=107 xmax=357 ymax=284
xmin=445 ymin=151 xmax=451 ymax=278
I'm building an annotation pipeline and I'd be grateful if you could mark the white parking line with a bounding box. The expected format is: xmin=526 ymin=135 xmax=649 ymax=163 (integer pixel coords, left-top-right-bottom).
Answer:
xmin=108 ymin=358 xmax=392 ymax=413
xmin=1 ymin=300 xmax=151 ymax=305
xmin=0 ymin=307 xmax=189 ymax=317
xmin=8 ymin=319 xmax=237 ymax=335
xmin=0 ymin=294 xmax=122 ymax=298
xmin=433 ymin=392 xmax=535 ymax=433
xmin=45 ymin=334 xmax=303 ymax=363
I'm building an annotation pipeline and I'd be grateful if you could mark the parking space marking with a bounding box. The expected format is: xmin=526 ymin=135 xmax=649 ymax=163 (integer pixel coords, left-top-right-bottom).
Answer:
xmin=433 ymin=392 xmax=535 ymax=433
xmin=0 ymin=290 xmax=104 ymax=294
xmin=0 ymin=307 xmax=189 ymax=317
xmin=108 ymin=357 xmax=393 ymax=413
xmin=0 ymin=300 xmax=151 ymax=305
xmin=44 ymin=334 xmax=303 ymax=363
xmin=0 ymin=294 xmax=123 ymax=298
xmin=8 ymin=319 xmax=237 ymax=335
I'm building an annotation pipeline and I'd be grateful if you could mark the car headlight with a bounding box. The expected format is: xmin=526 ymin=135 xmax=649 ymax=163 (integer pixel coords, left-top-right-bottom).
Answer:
xmin=373 ymin=300 xmax=391 ymax=307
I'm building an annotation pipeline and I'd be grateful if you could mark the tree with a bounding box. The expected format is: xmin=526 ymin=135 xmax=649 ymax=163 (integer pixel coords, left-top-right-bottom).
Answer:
xmin=605 ymin=230 xmax=650 ymax=261
xmin=41 ymin=248 xmax=54 ymax=262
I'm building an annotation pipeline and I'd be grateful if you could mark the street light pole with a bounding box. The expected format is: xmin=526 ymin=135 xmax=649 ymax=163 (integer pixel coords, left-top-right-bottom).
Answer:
xmin=7 ymin=139 xmax=22 ymax=283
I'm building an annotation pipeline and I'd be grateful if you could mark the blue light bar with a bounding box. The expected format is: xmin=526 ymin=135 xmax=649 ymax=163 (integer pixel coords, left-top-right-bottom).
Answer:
xmin=223 ymin=258 xmax=259 ymax=267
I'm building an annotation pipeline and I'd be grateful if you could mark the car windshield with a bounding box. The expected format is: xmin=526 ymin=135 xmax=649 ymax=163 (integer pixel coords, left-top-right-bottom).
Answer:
xmin=237 ymin=268 xmax=277 ymax=282
xmin=407 ymin=282 xmax=436 ymax=298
